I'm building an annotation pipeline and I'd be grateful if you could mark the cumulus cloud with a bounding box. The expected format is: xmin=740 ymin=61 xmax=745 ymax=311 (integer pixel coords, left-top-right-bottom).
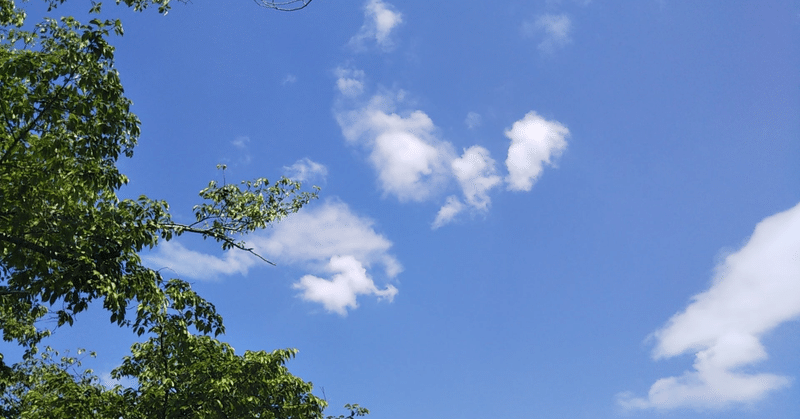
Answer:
xmin=335 ymin=67 xmax=366 ymax=97
xmin=432 ymin=195 xmax=464 ymax=230
xmin=504 ymin=111 xmax=569 ymax=192
xmin=253 ymin=198 xmax=401 ymax=277
xmin=284 ymin=157 xmax=328 ymax=184
xmin=619 ymin=201 xmax=800 ymax=410
xmin=350 ymin=0 xmax=403 ymax=51
xmin=452 ymin=146 xmax=501 ymax=211
xmin=252 ymin=198 xmax=401 ymax=315
xmin=294 ymin=255 xmax=398 ymax=316
xmin=143 ymin=241 xmax=259 ymax=281
xmin=335 ymin=93 xmax=454 ymax=202
xmin=523 ymin=13 xmax=572 ymax=53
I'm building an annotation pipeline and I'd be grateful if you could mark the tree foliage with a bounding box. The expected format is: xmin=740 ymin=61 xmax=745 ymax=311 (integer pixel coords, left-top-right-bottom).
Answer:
xmin=0 ymin=0 xmax=360 ymax=417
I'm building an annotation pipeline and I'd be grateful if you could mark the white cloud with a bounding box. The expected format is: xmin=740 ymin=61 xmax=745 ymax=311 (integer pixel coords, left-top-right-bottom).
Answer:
xmin=350 ymin=0 xmax=403 ymax=51
xmin=619 ymin=201 xmax=800 ymax=410
xmin=144 ymin=241 xmax=259 ymax=281
xmin=432 ymin=195 xmax=464 ymax=230
xmin=335 ymin=93 xmax=454 ymax=202
xmin=452 ymin=145 xmax=501 ymax=212
xmin=523 ymin=13 xmax=572 ymax=53
xmin=146 ymin=198 xmax=401 ymax=315
xmin=284 ymin=157 xmax=328 ymax=184
xmin=252 ymin=198 xmax=401 ymax=315
xmin=252 ymin=198 xmax=401 ymax=278
xmin=504 ymin=111 xmax=569 ymax=191
xmin=465 ymin=111 xmax=482 ymax=129
xmin=294 ymin=255 xmax=398 ymax=316
xmin=335 ymin=67 xmax=366 ymax=97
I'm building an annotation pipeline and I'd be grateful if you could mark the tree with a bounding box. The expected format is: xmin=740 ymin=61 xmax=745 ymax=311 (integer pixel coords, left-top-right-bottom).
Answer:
xmin=0 ymin=0 xmax=361 ymax=417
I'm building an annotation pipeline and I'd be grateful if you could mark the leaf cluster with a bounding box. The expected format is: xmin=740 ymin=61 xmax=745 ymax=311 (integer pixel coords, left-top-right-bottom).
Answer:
xmin=0 ymin=1 xmax=362 ymax=418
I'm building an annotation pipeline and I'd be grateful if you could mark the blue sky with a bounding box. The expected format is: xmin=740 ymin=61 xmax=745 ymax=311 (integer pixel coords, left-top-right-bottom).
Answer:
xmin=9 ymin=0 xmax=800 ymax=417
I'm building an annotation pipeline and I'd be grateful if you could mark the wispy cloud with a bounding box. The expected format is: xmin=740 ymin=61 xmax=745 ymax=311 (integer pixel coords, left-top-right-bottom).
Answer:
xmin=619 ymin=202 xmax=800 ymax=410
xmin=465 ymin=111 xmax=482 ymax=130
xmin=284 ymin=157 xmax=328 ymax=184
xmin=523 ymin=13 xmax=572 ymax=53
xmin=335 ymin=66 xmax=366 ymax=97
xmin=229 ymin=135 xmax=252 ymax=165
xmin=504 ymin=111 xmax=569 ymax=192
xmin=281 ymin=74 xmax=297 ymax=86
xmin=432 ymin=195 xmax=464 ymax=230
xmin=144 ymin=241 xmax=259 ymax=281
xmin=349 ymin=0 xmax=403 ymax=51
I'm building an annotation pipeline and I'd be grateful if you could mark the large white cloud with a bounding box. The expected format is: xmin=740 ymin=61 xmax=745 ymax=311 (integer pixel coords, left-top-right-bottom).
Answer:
xmin=145 ymin=198 xmax=401 ymax=315
xmin=619 ymin=201 xmax=800 ymax=410
xmin=336 ymin=93 xmax=454 ymax=202
xmin=504 ymin=111 xmax=569 ymax=192
xmin=349 ymin=0 xmax=403 ymax=51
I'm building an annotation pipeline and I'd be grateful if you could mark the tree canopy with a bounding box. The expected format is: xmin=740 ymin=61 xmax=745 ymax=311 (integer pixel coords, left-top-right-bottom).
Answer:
xmin=0 ymin=0 xmax=359 ymax=416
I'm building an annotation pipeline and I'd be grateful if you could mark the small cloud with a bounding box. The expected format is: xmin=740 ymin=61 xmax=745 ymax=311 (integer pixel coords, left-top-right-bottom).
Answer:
xmin=620 ymin=201 xmax=800 ymax=410
xmin=284 ymin=157 xmax=328 ymax=184
xmin=432 ymin=195 xmax=464 ymax=229
xmin=230 ymin=136 xmax=252 ymax=165
xmin=231 ymin=136 xmax=250 ymax=149
xmin=465 ymin=111 xmax=482 ymax=129
xmin=334 ymin=66 xmax=366 ymax=97
xmin=349 ymin=0 xmax=403 ymax=51
xmin=452 ymin=145 xmax=502 ymax=212
xmin=335 ymin=92 xmax=454 ymax=202
xmin=523 ymin=13 xmax=572 ymax=53
xmin=294 ymin=255 xmax=397 ymax=316
xmin=504 ymin=111 xmax=569 ymax=192
xmin=282 ymin=74 xmax=297 ymax=85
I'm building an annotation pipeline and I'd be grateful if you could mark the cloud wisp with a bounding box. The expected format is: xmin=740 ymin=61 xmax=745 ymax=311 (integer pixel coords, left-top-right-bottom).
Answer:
xmin=284 ymin=157 xmax=328 ymax=184
xmin=349 ymin=0 xmax=403 ymax=52
xmin=523 ymin=13 xmax=572 ymax=53
xmin=144 ymin=241 xmax=259 ymax=281
xmin=619 ymin=201 xmax=800 ymax=410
